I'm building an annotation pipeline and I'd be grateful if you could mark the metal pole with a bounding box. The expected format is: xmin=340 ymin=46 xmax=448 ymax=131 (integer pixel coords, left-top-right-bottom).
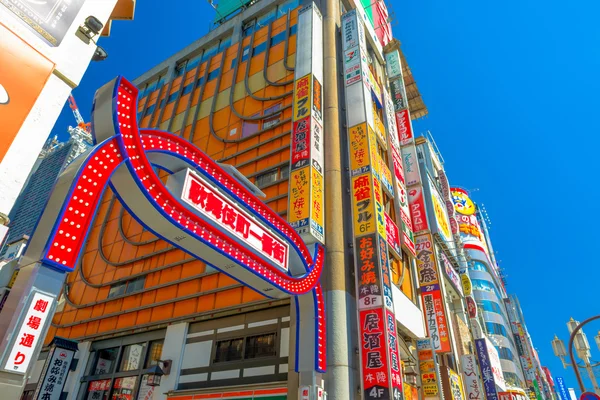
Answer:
xmin=568 ymin=315 xmax=600 ymax=393
xmin=581 ymin=359 xmax=600 ymax=395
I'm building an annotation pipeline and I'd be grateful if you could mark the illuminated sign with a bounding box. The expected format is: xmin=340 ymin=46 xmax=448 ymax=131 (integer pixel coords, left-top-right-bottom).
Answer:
xmin=408 ymin=187 xmax=429 ymax=233
xmin=181 ymin=170 xmax=289 ymax=271
xmin=451 ymin=188 xmax=476 ymax=216
xmin=3 ymin=292 xmax=53 ymax=373
xmin=397 ymin=109 xmax=414 ymax=146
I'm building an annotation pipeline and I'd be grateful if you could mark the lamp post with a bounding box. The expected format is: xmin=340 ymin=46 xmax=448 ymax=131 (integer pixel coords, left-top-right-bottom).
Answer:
xmin=551 ymin=316 xmax=600 ymax=395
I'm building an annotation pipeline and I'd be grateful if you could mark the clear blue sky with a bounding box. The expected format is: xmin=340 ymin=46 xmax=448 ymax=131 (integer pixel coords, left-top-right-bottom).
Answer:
xmin=52 ymin=0 xmax=600 ymax=392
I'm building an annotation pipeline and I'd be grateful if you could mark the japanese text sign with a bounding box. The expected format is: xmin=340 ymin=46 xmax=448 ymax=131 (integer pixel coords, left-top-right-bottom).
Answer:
xmin=408 ymin=186 xmax=429 ymax=233
xmin=3 ymin=292 xmax=54 ymax=373
xmin=415 ymin=234 xmax=438 ymax=288
xmin=384 ymin=213 xmax=401 ymax=256
xmin=352 ymin=174 xmax=376 ymax=236
xmin=360 ymin=308 xmax=390 ymax=400
xmin=396 ymin=109 xmax=414 ymax=146
xmin=293 ymin=74 xmax=312 ymax=122
xmin=475 ymin=338 xmax=500 ymax=400
xmin=356 ymin=234 xmax=382 ymax=310
xmin=183 ymin=171 xmax=289 ymax=271
xmin=401 ymin=143 xmax=419 ymax=186
xmin=33 ymin=346 xmax=75 ymax=400
xmin=349 ymin=123 xmax=372 ymax=176
xmin=386 ymin=309 xmax=404 ymax=400
xmin=289 ymin=166 xmax=311 ymax=232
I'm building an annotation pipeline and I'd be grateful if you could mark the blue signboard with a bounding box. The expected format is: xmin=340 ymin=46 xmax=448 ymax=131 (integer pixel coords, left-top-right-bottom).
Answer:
xmin=556 ymin=377 xmax=570 ymax=400
xmin=475 ymin=338 xmax=498 ymax=400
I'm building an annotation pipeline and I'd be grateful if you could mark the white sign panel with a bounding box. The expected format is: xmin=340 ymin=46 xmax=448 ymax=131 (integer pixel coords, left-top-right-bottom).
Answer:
xmin=300 ymin=386 xmax=311 ymax=400
xmin=34 ymin=347 xmax=75 ymax=400
xmin=3 ymin=292 xmax=54 ymax=373
xmin=182 ymin=170 xmax=290 ymax=271
xmin=401 ymin=144 xmax=420 ymax=186
xmin=440 ymin=251 xmax=462 ymax=296
xmin=461 ymin=355 xmax=483 ymax=400
xmin=485 ymin=337 xmax=507 ymax=391
xmin=385 ymin=51 xmax=403 ymax=79
xmin=342 ymin=10 xmax=359 ymax=50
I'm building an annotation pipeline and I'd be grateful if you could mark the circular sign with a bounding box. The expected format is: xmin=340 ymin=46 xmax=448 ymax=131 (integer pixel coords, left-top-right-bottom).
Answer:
xmin=580 ymin=392 xmax=600 ymax=400
xmin=451 ymin=189 xmax=476 ymax=216
xmin=461 ymin=274 xmax=472 ymax=296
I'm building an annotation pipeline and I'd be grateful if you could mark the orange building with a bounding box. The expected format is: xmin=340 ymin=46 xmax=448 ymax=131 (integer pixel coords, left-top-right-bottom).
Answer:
xmin=18 ymin=0 xmax=429 ymax=399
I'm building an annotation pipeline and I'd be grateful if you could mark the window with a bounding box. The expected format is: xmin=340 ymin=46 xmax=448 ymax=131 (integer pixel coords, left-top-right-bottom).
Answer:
xmin=112 ymin=376 xmax=138 ymax=399
xmin=257 ymin=9 xmax=276 ymax=28
xmin=263 ymin=103 xmax=281 ymax=129
xmin=391 ymin=251 xmax=414 ymax=301
xmin=496 ymin=346 xmax=514 ymax=361
xmin=159 ymin=98 xmax=166 ymax=108
xmin=144 ymin=104 xmax=156 ymax=117
xmin=219 ymin=36 xmax=232 ymax=52
xmin=242 ymin=20 xmax=255 ymax=37
xmin=245 ymin=333 xmax=277 ymax=359
xmin=214 ymin=337 xmax=244 ymax=363
xmin=126 ymin=276 xmax=145 ymax=293
xmin=167 ymin=92 xmax=178 ymax=104
xmin=196 ymin=76 xmax=205 ymax=87
xmin=241 ymin=46 xmax=251 ymax=62
xmin=207 ymin=68 xmax=220 ymax=81
xmin=108 ymin=282 xmax=126 ymax=299
xmin=277 ymin=0 xmax=299 ymax=17
xmin=175 ymin=61 xmax=187 ymax=77
xmin=119 ymin=343 xmax=147 ymax=371
xmin=182 ymin=84 xmax=193 ymax=96
xmin=252 ymin=41 xmax=267 ymax=57
xmin=145 ymin=340 xmax=164 ymax=368
xmin=471 ymin=279 xmax=500 ymax=298
xmin=187 ymin=54 xmax=202 ymax=71
xmin=242 ymin=113 xmax=260 ymax=138
xmin=289 ymin=24 xmax=298 ymax=36
xmin=201 ymin=42 xmax=218 ymax=63
xmin=230 ymin=57 xmax=237 ymax=69
xmin=256 ymin=169 xmax=279 ymax=187
xmin=471 ymin=261 xmax=488 ymax=272
xmin=280 ymin=165 xmax=290 ymax=180
xmin=93 ymin=347 xmax=119 ymax=375
xmin=478 ymin=300 xmax=503 ymax=315
xmin=485 ymin=322 xmax=509 ymax=338
xmin=270 ymin=31 xmax=286 ymax=47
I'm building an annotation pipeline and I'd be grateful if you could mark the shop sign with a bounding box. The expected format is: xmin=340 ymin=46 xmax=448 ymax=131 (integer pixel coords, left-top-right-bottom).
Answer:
xmin=349 ymin=123 xmax=371 ymax=176
xmin=378 ymin=155 xmax=394 ymax=196
xmin=432 ymin=290 xmax=451 ymax=353
xmin=466 ymin=296 xmax=477 ymax=318
xmin=385 ymin=309 xmax=404 ymax=398
xmin=401 ymin=220 xmax=416 ymax=256
xmin=451 ymin=188 xmax=476 ymax=216
xmin=377 ymin=235 xmax=393 ymax=310
xmin=384 ymin=89 xmax=400 ymax=149
xmin=352 ymin=174 xmax=376 ymax=236
xmin=8 ymin=270 xmax=18 ymax=289
xmin=385 ymin=51 xmax=403 ymax=79
xmin=1 ymin=0 xmax=85 ymax=46
xmin=556 ymin=377 xmax=570 ymax=400
xmin=312 ymin=77 xmax=322 ymax=123
xmin=461 ymin=274 xmax=472 ymax=296
xmin=32 ymin=345 xmax=75 ymax=400
xmin=389 ymin=79 xmax=407 ymax=112
xmin=88 ymin=379 xmax=111 ymax=393
xmin=360 ymin=308 xmax=390 ymax=400
xmin=424 ymin=384 xmax=439 ymax=397
xmin=449 ymin=369 xmax=466 ymax=400
xmin=344 ymin=47 xmax=363 ymax=86
xmin=475 ymin=338 xmax=505 ymax=400
xmin=415 ymin=234 xmax=438 ymax=288
xmin=293 ymin=74 xmax=312 ymax=121
xmin=291 ymin=117 xmax=311 ymax=170
xmin=368 ymin=127 xmax=380 ymax=180
xmin=429 ymin=180 xmax=453 ymax=244
xmin=461 ymin=354 xmax=483 ymax=400
xmin=300 ymin=386 xmax=311 ymax=400
xmin=422 ymin=292 xmax=441 ymax=351
xmin=369 ymin=70 xmax=382 ymax=107
xmin=311 ymin=120 xmax=323 ymax=175
xmin=396 ymin=109 xmax=413 ymax=146
xmin=289 ymin=166 xmax=311 ymax=233
xmin=356 ymin=234 xmax=382 ymax=310
xmin=384 ymin=213 xmax=401 ymax=255
xmin=417 ymin=338 xmax=433 ymax=361
xmin=401 ymin=144 xmax=419 ymax=186
xmin=391 ymin=144 xmax=405 ymax=185
xmin=373 ymin=176 xmax=387 ymax=241
xmin=373 ymin=110 xmax=387 ymax=149
xmin=486 ymin=337 xmax=506 ymax=391
xmin=310 ymin=167 xmax=324 ymax=243
xmin=342 ymin=10 xmax=359 ymax=50
xmin=183 ymin=171 xmax=289 ymax=271
xmin=3 ymin=291 xmax=54 ymax=373
xmin=440 ymin=251 xmax=462 ymax=296
xmin=408 ymin=187 xmax=429 ymax=233
xmin=138 ymin=375 xmax=155 ymax=400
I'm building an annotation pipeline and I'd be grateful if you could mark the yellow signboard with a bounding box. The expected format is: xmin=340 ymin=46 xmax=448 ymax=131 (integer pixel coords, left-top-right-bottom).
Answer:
xmin=367 ymin=126 xmax=379 ymax=178
xmin=7 ymin=271 xmax=18 ymax=289
xmin=348 ymin=123 xmax=370 ymax=175
xmin=373 ymin=107 xmax=387 ymax=150
xmin=351 ymin=174 xmax=376 ymax=236
xmin=310 ymin=166 xmax=324 ymax=241
xmin=461 ymin=274 xmax=472 ymax=296
xmin=423 ymin=384 xmax=439 ymax=397
xmin=288 ymin=166 xmax=310 ymax=227
xmin=293 ymin=74 xmax=312 ymax=122
xmin=449 ymin=369 xmax=466 ymax=400
xmin=432 ymin=190 xmax=452 ymax=241
xmin=372 ymin=175 xmax=386 ymax=241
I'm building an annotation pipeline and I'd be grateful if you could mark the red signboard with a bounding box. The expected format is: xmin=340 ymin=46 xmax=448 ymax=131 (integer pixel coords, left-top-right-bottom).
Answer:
xmin=408 ymin=187 xmax=429 ymax=233
xmin=384 ymin=213 xmax=401 ymax=255
xmin=385 ymin=309 xmax=404 ymax=399
xmin=291 ymin=117 xmax=311 ymax=170
xmin=466 ymin=296 xmax=477 ymax=318
xmin=396 ymin=109 xmax=413 ymax=146
xmin=360 ymin=308 xmax=390 ymax=400
xmin=422 ymin=289 xmax=451 ymax=354
xmin=356 ymin=234 xmax=382 ymax=310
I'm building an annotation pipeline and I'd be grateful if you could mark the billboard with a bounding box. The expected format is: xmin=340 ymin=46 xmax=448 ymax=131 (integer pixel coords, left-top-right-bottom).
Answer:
xmin=1 ymin=0 xmax=85 ymax=46
xmin=288 ymin=4 xmax=325 ymax=244
xmin=401 ymin=143 xmax=420 ymax=186
xmin=461 ymin=355 xmax=484 ymax=400
xmin=0 ymin=23 xmax=55 ymax=164
xmin=408 ymin=186 xmax=429 ymax=233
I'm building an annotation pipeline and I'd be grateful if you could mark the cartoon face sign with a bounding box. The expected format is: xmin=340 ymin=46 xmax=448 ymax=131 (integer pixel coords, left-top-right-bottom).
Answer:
xmin=451 ymin=189 xmax=476 ymax=216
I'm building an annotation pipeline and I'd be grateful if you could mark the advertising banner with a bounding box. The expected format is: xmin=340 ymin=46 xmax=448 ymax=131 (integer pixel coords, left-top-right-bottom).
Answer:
xmin=401 ymin=144 xmax=420 ymax=186
xmin=461 ymin=355 xmax=484 ymax=400
xmin=378 ymin=155 xmax=394 ymax=196
xmin=440 ymin=366 xmax=466 ymax=400
xmin=384 ymin=213 xmax=401 ymax=256
xmin=555 ymin=377 xmax=570 ymax=400
xmin=385 ymin=50 xmax=403 ymax=80
xmin=466 ymin=296 xmax=477 ymax=318
xmin=429 ymin=179 xmax=453 ymax=244
xmin=33 ymin=344 xmax=76 ymax=400
xmin=461 ymin=274 xmax=473 ymax=296
xmin=352 ymin=174 xmax=376 ymax=236
xmin=408 ymin=187 xmax=429 ymax=233
xmin=360 ymin=308 xmax=390 ymax=400
xmin=440 ymin=251 xmax=462 ymax=296
xmin=1 ymin=0 xmax=85 ymax=46
xmin=373 ymin=176 xmax=387 ymax=241
xmin=418 ymin=338 xmax=441 ymax=398
xmin=0 ymin=23 xmax=55 ymax=164
xmin=288 ymin=4 xmax=324 ymax=245
xmin=397 ymin=109 xmax=414 ymax=146
xmin=415 ymin=234 xmax=438 ymax=288
xmin=377 ymin=234 xmax=393 ymax=311
xmin=385 ymin=309 xmax=404 ymax=399
xmin=389 ymin=79 xmax=407 ymax=112
xmin=475 ymin=338 xmax=506 ymax=400
xmin=487 ymin=337 xmax=506 ymax=391
xmin=356 ymin=234 xmax=382 ymax=310
xmin=349 ymin=123 xmax=372 ymax=176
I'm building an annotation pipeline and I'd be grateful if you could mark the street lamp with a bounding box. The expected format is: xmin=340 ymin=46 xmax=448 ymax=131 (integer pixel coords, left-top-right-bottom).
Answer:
xmin=552 ymin=316 xmax=600 ymax=395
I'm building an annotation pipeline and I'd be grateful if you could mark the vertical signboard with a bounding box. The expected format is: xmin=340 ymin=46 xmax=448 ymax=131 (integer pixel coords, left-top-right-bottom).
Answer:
xmin=2 ymin=291 xmax=54 ymax=373
xmin=418 ymin=338 xmax=440 ymax=399
xmin=343 ymin=9 xmax=404 ymax=399
xmin=461 ymin=354 xmax=484 ymax=400
xmin=288 ymin=3 xmax=324 ymax=244
xmin=555 ymin=377 xmax=570 ymax=400
xmin=396 ymin=109 xmax=414 ymax=146
xmin=33 ymin=339 xmax=77 ymax=400
xmin=475 ymin=338 xmax=500 ymax=400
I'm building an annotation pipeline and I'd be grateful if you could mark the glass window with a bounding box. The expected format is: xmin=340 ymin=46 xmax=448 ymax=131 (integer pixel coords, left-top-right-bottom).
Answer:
xmin=270 ymin=31 xmax=286 ymax=47
xmin=257 ymin=9 xmax=276 ymax=28
xmin=167 ymin=92 xmax=178 ymax=104
xmin=197 ymin=76 xmax=205 ymax=87
xmin=478 ymin=300 xmax=503 ymax=315
xmin=94 ymin=348 xmax=119 ymax=375
xmin=255 ymin=169 xmax=279 ymax=188
xmin=119 ymin=343 xmax=147 ymax=372
xmin=182 ymin=84 xmax=193 ymax=96
xmin=496 ymin=346 xmax=514 ymax=361
xmin=214 ymin=337 xmax=244 ymax=363
xmin=242 ymin=113 xmax=260 ymax=138
xmin=126 ymin=276 xmax=145 ymax=294
xmin=242 ymin=20 xmax=255 ymax=37
xmin=245 ymin=333 xmax=276 ymax=359
xmin=143 ymin=104 xmax=156 ymax=117
xmin=230 ymin=58 xmax=237 ymax=69
xmin=159 ymin=98 xmax=166 ymax=109
xmin=471 ymin=261 xmax=488 ymax=272
xmin=289 ymin=24 xmax=298 ymax=36
xmin=187 ymin=54 xmax=202 ymax=71
xmin=137 ymin=375 xmax=154 ymax=400
xmin=145 ymin=340 xmax=164 ymax=368
xmin=241 ymin=46 xmax=251 ymax=62
xmin=263 ymin=103 xmax=281 ymax=129
xmin=108 ymin=282 xmax=126 ymax=299
xmin=175 ymin=61 xmax=187 ymax=77
xmin=207 ymin=68 xmax=220 ymax=81
xmin=219 ymin=36 xmax=232 ymax=52
xmin=201 ymin=43 xmax=219 ymax=63
xmin=277 ymin=0 xmax=299 ymax=17
xmin=112 ymin=376 xmax=138 ymax=400
xmin=252 ymin=41 xmax=267 ymax=57
xmin=87 ymin=379 xmax=111 ymax=400
xmin=280 ymin=165 xmax=290 ymax=180
xmin=485 ymin=322 xmax=509 ymax=338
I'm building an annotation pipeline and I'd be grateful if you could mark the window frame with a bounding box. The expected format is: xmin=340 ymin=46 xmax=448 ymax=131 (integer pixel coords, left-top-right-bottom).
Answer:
xmin=212 ymin=331 xmax=278 ymax=365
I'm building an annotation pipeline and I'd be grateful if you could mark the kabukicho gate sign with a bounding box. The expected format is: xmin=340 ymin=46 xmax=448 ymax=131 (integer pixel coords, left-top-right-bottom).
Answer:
xmin=0 ymin=77 xmax=326 ymax=394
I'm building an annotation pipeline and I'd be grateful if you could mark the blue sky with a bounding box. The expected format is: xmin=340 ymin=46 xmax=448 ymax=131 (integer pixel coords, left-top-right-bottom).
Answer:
xmin=51 ymin=0 xmax=600 ymax=392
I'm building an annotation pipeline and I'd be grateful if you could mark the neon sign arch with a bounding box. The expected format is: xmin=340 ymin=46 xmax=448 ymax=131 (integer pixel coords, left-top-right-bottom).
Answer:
xmin=22 ymin=77 xmax=326 ymax=373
